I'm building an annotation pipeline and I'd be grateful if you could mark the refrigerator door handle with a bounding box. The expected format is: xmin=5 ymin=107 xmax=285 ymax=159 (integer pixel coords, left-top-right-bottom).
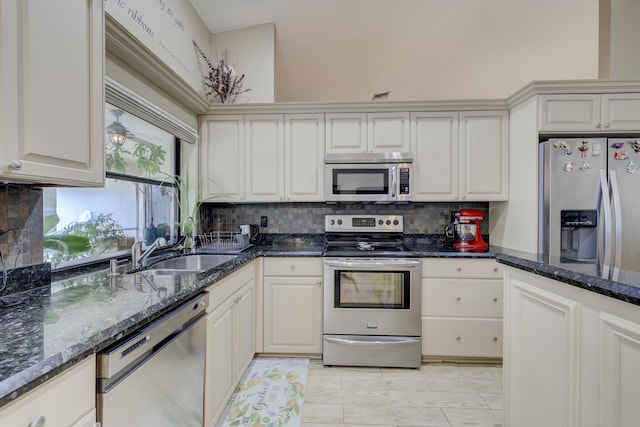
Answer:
xmin=609 ymin=170 xmax=622 ymax=280
xmin=600 ymin=169 xmax=613 ymax=277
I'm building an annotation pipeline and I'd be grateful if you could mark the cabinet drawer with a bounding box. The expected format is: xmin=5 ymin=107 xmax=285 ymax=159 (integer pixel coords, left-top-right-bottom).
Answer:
xmin=1 ymin=356 xmax=95 ymax=427
xmin=422 ymin=318 xmax=503 ymax=358
xmin=263 ymin=257 xmax=322 ymax=276
xmin=422 ymin=278 xmax=502 ymax=317
xmin=206 ymin=262 xmax=254 ymax=312
xmin=422 ymin=258 xmax=503 ymax=278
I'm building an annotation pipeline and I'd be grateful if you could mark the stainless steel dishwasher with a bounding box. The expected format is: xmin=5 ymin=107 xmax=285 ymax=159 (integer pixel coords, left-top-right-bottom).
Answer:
xmin=97 ymin=292 xmax=208 ymax=427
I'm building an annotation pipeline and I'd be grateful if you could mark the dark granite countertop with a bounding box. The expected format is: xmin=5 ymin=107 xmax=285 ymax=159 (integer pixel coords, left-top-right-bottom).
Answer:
xmin=2 ymin=233 xmax=636 ymax=410
xmin=495 ymin=250 xmax=640 ymax=306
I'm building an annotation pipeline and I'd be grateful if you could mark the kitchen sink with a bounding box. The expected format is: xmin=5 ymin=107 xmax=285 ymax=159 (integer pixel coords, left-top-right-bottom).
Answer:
xmin=145 ymin=254 xmax=237 ymax=274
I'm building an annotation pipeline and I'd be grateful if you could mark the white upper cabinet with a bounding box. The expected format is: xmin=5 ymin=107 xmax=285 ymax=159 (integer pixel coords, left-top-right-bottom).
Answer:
xmin=325 ymin=113 xmax=367 ymax=153
xmin=539 ymin=93 xmax=640 ymax=132
xmin=201 ymin=113 xmax=324 ymax=202
xmin=367 ymin=112 xmax=411 ymax=152
xmin=412 ymin=110 xmax=508 ymax=201
xmin=201 ymin=116 xmax=245 ymax=202
xmin=325 ymin=112 xmax=410 ymax=154
xmin=245 ymin=115 xmax=285 ymax=202
xmin=285 ymin=114 xmax=325 ymax=201
xmin=0 ymin=0 xmax=104 ymax=186
xmin=460 ymin=111 xmax=509 ymax=201
xmin=411 ymin=112 xmax=460 ymax=201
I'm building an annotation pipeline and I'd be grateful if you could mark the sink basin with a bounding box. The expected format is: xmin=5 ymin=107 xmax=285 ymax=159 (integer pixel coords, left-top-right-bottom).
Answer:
xmin=146 ymin=254 xmax=237 ymax=273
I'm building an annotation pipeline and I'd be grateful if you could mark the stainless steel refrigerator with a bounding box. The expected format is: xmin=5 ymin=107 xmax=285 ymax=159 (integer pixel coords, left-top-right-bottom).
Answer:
xmin=539 ymin=137 xmax=640 ymax=279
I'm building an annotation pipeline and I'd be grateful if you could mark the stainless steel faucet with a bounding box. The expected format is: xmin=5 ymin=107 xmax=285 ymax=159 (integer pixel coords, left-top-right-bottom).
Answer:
xmin=131 ymin=237 xmax=167 ymax=270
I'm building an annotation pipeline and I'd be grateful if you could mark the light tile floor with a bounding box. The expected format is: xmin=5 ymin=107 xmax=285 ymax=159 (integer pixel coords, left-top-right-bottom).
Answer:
xmin=301 ymin=361 xmax=503 ymax=427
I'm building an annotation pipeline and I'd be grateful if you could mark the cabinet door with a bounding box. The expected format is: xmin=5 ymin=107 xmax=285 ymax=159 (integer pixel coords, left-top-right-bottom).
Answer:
xmin=71 ymin=409 xmax=97 ymax=427
xmin=263 ymin=276 xmax=323 ymax=353
xmin=602 ymin=93 xmax=640 ymax=131
xmin=0 ymin=356 xmax=95 ymax=427
xmin=200 ymin=116 xmax=245 ymax=201
xmin=459 ymin=111 xmax=509 ymax=201
xmin=367 ymin=112 xmax=411 ymax=152
xmin=0 ymin=0 xmax=104 ymax=186
xmin=234 ymin=280 xmax=255 ymax=380
xmin=245 ymin=115 xmax=285 ymax=202
xmin=325 ymin=113 xmax=367 ymax=153
xmin=538 ymin=94 xmax=601 ymax=132
xmin=285 ymin=114 xmax=325 ymax=201
xmin=204 ymin=297 xmax=235 ymax=427
xmin=505 ymin=276 xmax=581 ymax=427
xmin=411 ymin=112 xmax=459 ymax=201
xmin=599 ymin=312 xmax=640 ymax=427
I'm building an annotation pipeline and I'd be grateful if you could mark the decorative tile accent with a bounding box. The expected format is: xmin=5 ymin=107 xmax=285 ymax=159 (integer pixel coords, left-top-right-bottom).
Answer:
xmin=0 ymin=185 xmax=43 ymax=268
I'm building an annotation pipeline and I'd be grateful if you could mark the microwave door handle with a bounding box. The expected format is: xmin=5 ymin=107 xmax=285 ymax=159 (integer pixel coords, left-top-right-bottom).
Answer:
xmin=391 ymin=165 xmax=397 ymax=198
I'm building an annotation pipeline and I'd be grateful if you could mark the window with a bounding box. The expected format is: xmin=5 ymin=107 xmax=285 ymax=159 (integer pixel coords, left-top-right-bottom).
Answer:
xmin=43 ymin=104 xmax=179 ymax=269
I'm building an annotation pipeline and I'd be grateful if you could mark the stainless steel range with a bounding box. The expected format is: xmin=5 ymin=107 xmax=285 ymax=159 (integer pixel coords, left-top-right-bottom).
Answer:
xmin=323 ymin=214 xmax=422 ymax=368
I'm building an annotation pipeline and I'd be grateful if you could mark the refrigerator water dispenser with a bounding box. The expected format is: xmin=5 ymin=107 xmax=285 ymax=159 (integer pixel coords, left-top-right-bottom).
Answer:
xmin=560 ymin=210 xmax=598 ymax=262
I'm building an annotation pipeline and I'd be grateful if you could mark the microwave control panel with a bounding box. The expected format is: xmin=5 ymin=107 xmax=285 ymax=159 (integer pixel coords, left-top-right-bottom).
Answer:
xmin=399 ymin=167 xmax=410 ymax=195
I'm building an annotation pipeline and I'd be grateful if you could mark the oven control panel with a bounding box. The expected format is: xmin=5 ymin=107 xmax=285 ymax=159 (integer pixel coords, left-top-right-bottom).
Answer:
xmin=325 ymin=215 xmax=403 ymax=232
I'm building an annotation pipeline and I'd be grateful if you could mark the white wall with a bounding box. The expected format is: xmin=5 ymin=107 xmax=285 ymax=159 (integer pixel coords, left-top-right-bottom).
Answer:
xmin=274 ymin=0 xmax=600 ymax=102
xmin=211 ymin=23 xmax=276 ymax=103
xmin=609 ymin=0 xmax=640 ymax=78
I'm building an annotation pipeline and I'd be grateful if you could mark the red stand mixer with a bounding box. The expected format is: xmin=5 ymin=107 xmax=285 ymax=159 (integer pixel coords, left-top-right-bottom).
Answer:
xmin=450 ymin=209 xmax=488 ymax=251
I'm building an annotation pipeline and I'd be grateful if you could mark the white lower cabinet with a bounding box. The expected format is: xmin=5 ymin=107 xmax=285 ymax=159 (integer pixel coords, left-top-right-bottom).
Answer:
xmin=0 ymin=355 xmax=96 ymax=427
xmin=263 ymin=258 xmax=323 ymax=354
xmin=421 ymin=258 xmax=503 ymax=359
xmin=504 ymin=266 xmax=640 ymax=427
xmin=204 ymin=263 xmax=255 ymax=427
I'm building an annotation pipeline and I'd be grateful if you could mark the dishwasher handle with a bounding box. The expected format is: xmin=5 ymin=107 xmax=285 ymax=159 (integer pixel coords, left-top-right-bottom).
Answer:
xmin=97 ymin=292 xmax=208 ymax=379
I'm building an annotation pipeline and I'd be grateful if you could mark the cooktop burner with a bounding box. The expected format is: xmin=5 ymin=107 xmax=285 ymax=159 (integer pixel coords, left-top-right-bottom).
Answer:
xmin=324 ymin=215 xmax=417 ymax=257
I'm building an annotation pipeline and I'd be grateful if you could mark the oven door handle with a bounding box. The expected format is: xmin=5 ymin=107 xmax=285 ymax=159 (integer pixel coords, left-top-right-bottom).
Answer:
xmin=324 ymin=259 xmax=420 ymax=269
xmin=325 ymin=336 xmax=420 ymax=346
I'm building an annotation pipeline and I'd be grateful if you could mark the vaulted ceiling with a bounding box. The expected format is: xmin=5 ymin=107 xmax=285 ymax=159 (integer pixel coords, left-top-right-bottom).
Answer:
xmin=188 ymin=0 xmax=300 ymax=34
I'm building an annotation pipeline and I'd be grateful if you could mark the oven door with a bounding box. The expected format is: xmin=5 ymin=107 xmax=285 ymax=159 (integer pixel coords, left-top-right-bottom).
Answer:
xmin=323 ymin=258 xmax=421 ymax=336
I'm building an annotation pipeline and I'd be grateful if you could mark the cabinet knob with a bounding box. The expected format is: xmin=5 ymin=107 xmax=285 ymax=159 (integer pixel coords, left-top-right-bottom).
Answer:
xmin=9 ymin=159 xmax=23 ymax=170
xmin=456 ymin=336 xmax=461 ymax=341
xmin=316 ymin=280 xmax=322 ymax=286
xmin=456 ymin=266 xmax=462 ymax=272
xmin=493 ymin=337 xmax=498 ymax=342
xmin=456 ymin=296 xmax=462 ymax=302
xmin=29 ymin=416 xmax=46 ymax=427
xmin=290 ymin=264 xmax=295 ymax=270
xmin=492 ymin=297 xmax=498 ymax=302
xmin=596 ymin=123 xmax=602 ymax=129
xmin=603 ymin=123 xmax=610 ymax=128
xmin=493 ymin=267 xmax=498 ymax=272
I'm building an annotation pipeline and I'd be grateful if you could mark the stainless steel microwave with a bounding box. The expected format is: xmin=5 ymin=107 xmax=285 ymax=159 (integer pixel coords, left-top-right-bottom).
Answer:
xmin=324 ymin=152 xmax=412 ymax=202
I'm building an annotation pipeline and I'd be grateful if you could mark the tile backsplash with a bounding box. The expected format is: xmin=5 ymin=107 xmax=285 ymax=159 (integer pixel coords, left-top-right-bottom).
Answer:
xmin=199 ymin=202 xmax=489 ymax=235
xmin=0 ymin=185 xmax=43 ymax=268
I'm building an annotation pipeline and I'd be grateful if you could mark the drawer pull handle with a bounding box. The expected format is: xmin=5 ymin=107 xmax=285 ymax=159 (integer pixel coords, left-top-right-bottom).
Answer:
xmin=456 ymin=336 xmax=461 ymax=341
xmin=456 ymin=297 xmax=461 ymax=302
xmin=492 ymin=297 xmax=498 ymax=302
xmin=493 ymin=337 xmax=498 ymax=342
xmin=29 ymin=416 xmax=46 ymax=427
